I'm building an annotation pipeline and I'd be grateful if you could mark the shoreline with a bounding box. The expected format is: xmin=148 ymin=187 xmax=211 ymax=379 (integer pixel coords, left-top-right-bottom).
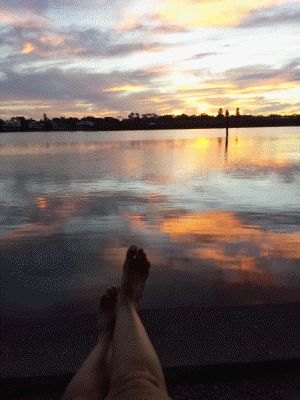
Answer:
xmin=1 ymin=121 xmax=300 ymax=134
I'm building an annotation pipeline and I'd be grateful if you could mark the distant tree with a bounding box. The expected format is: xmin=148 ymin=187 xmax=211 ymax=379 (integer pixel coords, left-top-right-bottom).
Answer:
xmin=67 ymin=117 xmax=79 ymax=131
xmin=42 ymin=113 xmax=52 ymax=131
xmin=142 ymin=113 xmax=158 ymax=119
xmin=158 ymin=114 xmax=174 ymax=123
xmin=218 ymin=108 xmax=223 ymax=116
xmin=128 ymin=112 xmax=139 ymax=119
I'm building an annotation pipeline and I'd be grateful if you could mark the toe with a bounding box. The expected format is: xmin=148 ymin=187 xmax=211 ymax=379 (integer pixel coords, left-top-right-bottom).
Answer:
xmin=100 ymin=293 xmax=109 ymax=309
xmin=127 ymin=245 xmax=138 ymax=260
xmin=137 ymin=248 xmax=144 ymax=260
xmin=112 ymin=286 xmax=119 ymax=295
xmin=138 ymin=248 xmax=148 ymax=264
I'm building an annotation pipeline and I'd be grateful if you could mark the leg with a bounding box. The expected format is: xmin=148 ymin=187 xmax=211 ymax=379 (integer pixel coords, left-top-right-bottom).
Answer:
xmin=107 ymin=246 xmax=170 ymax=399
xmin=62 ymin=286 xmax=119 ymax=400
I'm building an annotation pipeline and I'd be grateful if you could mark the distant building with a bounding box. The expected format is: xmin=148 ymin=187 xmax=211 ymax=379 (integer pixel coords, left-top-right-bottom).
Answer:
xmin=3 ymin=118 xmax=21 ymax=131
xmin=28 ymin=121 xmax=42 ymax=130
xmin=76 ymin=121 xmax=95 ymax=129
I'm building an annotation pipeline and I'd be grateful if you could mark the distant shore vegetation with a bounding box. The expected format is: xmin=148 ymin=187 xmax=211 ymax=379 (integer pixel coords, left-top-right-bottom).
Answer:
xmin=1 ymin=109 xmax=300 ymax=132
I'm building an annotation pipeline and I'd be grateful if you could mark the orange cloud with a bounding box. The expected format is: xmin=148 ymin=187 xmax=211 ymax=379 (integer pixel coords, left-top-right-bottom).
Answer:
xmin=21 ymin=42 xmax=35 ymax=54
xmin=40 ymin=34 xmax=64 ymax=46
xmin=116 ymin=15 xmax=141 ymax=32
xmin=103 ymin=85 xmax=144 ymax=92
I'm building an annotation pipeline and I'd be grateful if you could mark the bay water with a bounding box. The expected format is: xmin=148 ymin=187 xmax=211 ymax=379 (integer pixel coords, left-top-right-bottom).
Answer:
xmin=1 ymin=126 xmax=300 ymax=322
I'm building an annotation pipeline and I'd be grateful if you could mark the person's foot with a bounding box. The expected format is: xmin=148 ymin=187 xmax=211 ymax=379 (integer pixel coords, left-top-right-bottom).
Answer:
xmin=119 ymin=245 xmax=150 ymax=307
xmin=97 ymin=286 xmax=120 ymax=340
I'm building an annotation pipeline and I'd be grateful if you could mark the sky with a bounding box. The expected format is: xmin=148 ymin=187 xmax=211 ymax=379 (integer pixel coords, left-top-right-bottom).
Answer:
xmin=0 ymin=0 xmax=300 ymax=120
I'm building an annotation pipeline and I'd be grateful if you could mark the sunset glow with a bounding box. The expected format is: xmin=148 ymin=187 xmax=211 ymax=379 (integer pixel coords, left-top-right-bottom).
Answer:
xmin=0 ymin=0 xmax=299 ymax=119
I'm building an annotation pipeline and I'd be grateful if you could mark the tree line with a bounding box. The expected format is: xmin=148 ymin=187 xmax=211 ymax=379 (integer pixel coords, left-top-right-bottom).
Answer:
xmin=1 ymin=109 xmax=299 ymax=132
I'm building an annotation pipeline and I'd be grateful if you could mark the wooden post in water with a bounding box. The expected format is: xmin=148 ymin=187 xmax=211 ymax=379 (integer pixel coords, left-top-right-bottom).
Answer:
xmin=225 ymin=109 xmax=229 ymax=149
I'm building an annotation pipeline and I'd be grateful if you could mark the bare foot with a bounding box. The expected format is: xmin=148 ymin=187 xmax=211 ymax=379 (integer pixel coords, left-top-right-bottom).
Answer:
xmin=97 ymin=286 xmax=120 ymax=340
xmin=119 ymin=245 xmax=150 ymax=306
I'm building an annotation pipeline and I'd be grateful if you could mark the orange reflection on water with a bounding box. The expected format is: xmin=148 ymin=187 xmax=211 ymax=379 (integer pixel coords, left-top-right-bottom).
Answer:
xmin=2 ymin=221 xmax=61 ymax=239
xmin=0 ymin=195 xmax=89 ymax=241
xmin=160 ymin=211 xmax=300 ymax=256
xmin=123 ymin=210 xmax=300 ymax=285
xmin=160 ymin=211 xmax=264 ymax=243
xmin=261 ymin=232 xmax=300 ymax=260
xmin=35 ymin=197 xmax=48 ymax=210
xmin=194 ymin=247 xmax=263 ymax=274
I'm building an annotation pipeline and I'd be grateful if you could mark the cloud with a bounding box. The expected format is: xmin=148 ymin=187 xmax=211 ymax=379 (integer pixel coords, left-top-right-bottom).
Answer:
xmin=1 ymin=56 xmax=300 ymax=120
xmin=223 ymin=60 xmax=300 ymax=88
xmin=234 ymin=96 xmax=300 ymax=116
xmin=0 ymin=63 xmax=201 ymax=118
xmin=0 ymin=0 xmax=103 ymax=13
xmin=0 ymin=67 xmax=154 ymax=102
xmin=115 ymin=14 xmax=189 ymax=36
xmin=151 ymin=0 xmax=298 ymax=29
xmin=0 ymin=24 xmax=170 ymax=62
xmin=239 ymin=4 xmax=300 ymax=28
xmin=188 ymin=52 xmax=221 ymax=60
xmin=152 ymin=0 xmax=251 ymax=28
xmin=0 ymin=9 xmax=54 ymax=29
xmin=116 ymin=22 xmax=144 ymax=32
xmin=0 ymin=0 xmax=49 ymax=13
xmin=1 ymin=0 xmax=299 ymax=118
xmin=0 ymin=65 xmax=168 ymax=118
xmin=152 ymin=23 xmax=188 ymax=34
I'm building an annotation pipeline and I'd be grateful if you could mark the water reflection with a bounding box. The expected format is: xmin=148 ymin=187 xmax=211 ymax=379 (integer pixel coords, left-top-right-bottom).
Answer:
xmin=1 ymin=131 xmax=300 ymax=320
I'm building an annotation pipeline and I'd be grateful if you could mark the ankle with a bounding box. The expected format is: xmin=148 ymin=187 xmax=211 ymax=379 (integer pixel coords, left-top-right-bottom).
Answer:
xmin=117 ymin=293 xmax=138 ymax=309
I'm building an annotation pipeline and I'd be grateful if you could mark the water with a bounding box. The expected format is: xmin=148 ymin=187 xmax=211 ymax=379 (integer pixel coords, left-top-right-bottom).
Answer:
xmin=1 ymin=126 xmax=300 ymax=322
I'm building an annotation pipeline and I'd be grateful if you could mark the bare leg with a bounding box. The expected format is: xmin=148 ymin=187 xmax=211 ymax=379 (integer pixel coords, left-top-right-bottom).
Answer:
xmin=62 ymin=286 xmax=119 ymax=400
xmin=107 ymin=246 xmax=169 ymax=398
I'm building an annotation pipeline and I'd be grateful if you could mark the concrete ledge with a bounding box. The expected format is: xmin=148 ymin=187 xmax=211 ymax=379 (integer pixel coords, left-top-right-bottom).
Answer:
xmin=2 ymin=359 xmax=300 ymax=399
xmin=2 ymin=302 xmax=300 ymax=379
